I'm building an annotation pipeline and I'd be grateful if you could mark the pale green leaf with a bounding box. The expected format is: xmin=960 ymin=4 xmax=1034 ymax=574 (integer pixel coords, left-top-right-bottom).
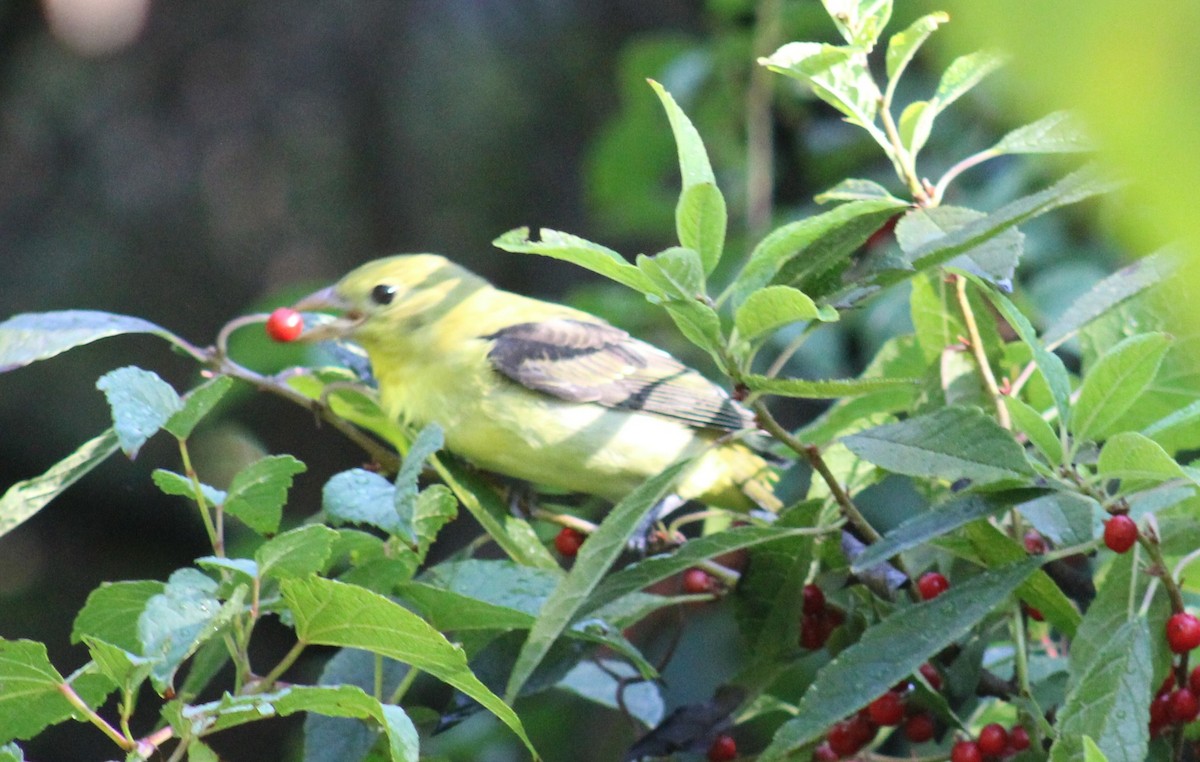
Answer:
xmin=886 ymin=12 xmax=949 ymax=80
xmin=734 ymin=285 xmax=832 ymax=341
xmin=223 ymin=454 xmax=307 ymax=535
xmin=991 ymin=111 xmax=1094 ymax=155
xmin=96 ymin=366 xmax=183 ymax=458
xmin=493 ymin=227 xmax=652 ymax=294
xmin=0 ymin=310 xmax=171 ymax=374
xmin=1071 ymin=333 xmax=1171 ymax=442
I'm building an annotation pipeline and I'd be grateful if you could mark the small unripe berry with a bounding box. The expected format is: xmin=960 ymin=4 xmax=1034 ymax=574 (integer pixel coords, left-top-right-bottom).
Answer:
xmin=917 ymin=572 xmax=950 ymax=600
xmin=976 ymin=723 xmax=1008 ymax=757
xmin=950 ymin=740 xmax=983 ymax=762
xmin=682 ymin=568 xmax=716 ymax=594
xmin=707 ymin=733 xmax=737 ymax=762
xmin=553 ymin=527 xmax=585 ymax=557
xmin=1166 ymin=612 xmax=1200 ymax=653
xmin=1103 ymin=514 xmax=1138 ymax=553
xmin=1008 ymin=726 xmax=1031 ymax=752
xmin=265 ymin=307 xmax=304 ymax=342
xmin=866 ymin=691 xmax=905 ymax=726
xmin=903 ymin=713 xmax=936 ymax=743
xmin=802 ymin=583 xmax=827 ymax=616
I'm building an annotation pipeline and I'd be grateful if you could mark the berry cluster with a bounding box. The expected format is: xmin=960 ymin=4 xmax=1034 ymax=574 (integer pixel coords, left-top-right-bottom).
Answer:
xmin=1150 ymin=667 xmax=1200 ymax=736
xmin=811 ymin=664 xmax=943 ymax=759
xmin=949 ymin=723 xmax=1030 ymax=762
xmin=800 ymin=584 xmax=845 ymax=650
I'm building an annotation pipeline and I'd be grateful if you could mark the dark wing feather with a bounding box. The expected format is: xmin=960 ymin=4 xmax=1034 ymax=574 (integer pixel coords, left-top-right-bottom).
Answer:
xmin=485 ymin=319 xmax=753 ymax=432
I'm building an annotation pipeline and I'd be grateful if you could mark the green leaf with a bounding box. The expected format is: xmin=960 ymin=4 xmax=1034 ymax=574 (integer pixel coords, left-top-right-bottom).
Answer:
xmin=675 ymin=182 xmax=727 ymax=275
xmin=72 ymin=580 xmax=165 ymax=652
xmin=0 ymin=743 xmax=25 ymax=762
xmin=932 ymin=50 xmax=1006 ymax=112
xmin=504 ymin=462 xmax=689 ymax=702
xmin=814 ymin=178 xmax=904 ymax=204
xmin=647 ymin=79 xmax=715 ymax=188
xmin=885 ymin=11 xmax=949 ymax=80
xmin=898 ymin=99 xmax=936 ymax=157
xmin=734 ymin=285 xmax=836 ymax=341
xmin=96 ymin=366 xmax=183 ymax=458
xmin=1018 ymin=492 xmax=1100 ymax=548
xmin=0 ymin=310 xmax=172 ymax=374
xmin=409 ymin=487 xmax=457 ymax=563
xmin=759 ymin=561 xmax=1039 ymax=759
xmin=660 ymin=299 xmax=724 ymax=360
xmin=0 ymin=639 xmax=109 ymax=744
xmin=151 ymin=469 xmax=226 ymax=506
xmin=1044 ymin=253 xmax=1175 ymax=348
xmin=1052 ymin=620 xmax=1151 ymax=762
xmin=850 ymin=492 xmax=1036 ymax=573
xmin=759 ymin=43 xmax=881 ymax=131
xmin=82 ymin=637 xmax=152 ymax=693
xmin=744 ymin=373 xmax=918 ymax=399
xmin=637 ymin=247 xmax=706 ymax=299
xmin=1071 ymin=333 xmax=1171 ymax=442
xmin=898 ymin=207 xmax=1023 ymax=286
xmin=1006 ymin=396 xmax=1064 ymax=464
xmin=991 ymin=111 xmax=1093 ymax=155
xmin=0 ymin=429 xmax=120 ymax=541
xmin=1097 ymin=431 xmax=1187 ymax=489
xmin=843 ymin=406 xmax=1035 ymax=485
xmin=582 ymin=525 xmax=824 ymax=617
xmin=823 ymin=0 xmax=892 ymax=47
xmin=281 ymin=576 xmax=535 ymax=756
xmin=223 ymin=454 xmax=307 ymax=535
xmin=139 ymin=569 xmax=244 ymax=693
xmin=729 ymin=200 xmax=904 ymax=307
xmin=323 ymin=468 xmax=403 ymax=535
xmin=493 ymin=227 xmax=652 ymax=294
xmin=393 ymin=424 xmax=444 ymax=545
xmin=163 ymin=376 xmax=235 ymax=440
xmin=256 ymin=525 xmax=339 ymax=581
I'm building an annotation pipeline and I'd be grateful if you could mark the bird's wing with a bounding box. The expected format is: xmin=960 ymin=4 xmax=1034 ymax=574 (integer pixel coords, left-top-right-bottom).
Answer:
xmin=484 ymin=318 xmax=754 ymax=432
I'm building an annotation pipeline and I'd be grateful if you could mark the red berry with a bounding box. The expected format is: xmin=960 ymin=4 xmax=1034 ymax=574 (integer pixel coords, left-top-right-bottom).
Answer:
xmin=846 ymin=713 xmax=876 ymax=747
xmin=1023 ymin=531 xmax=1048 ymax=555
xmin=917 ymin=572 xmax=950 ymax=600
xmin=1150 ymin=689 xmax=1173 ymax=728
xmin=977 ymin=723 xmax=1008 ymax=756
xmin=803 ymin=583 xmax=827 ymax=616
xmin=553 ymin=527 xmax=585 ymax=557
xmin=1103 ymin=515 xmax=1138 ymax=553
xmin=904 ymin=713 xmax=936 ymax=743
xmin=800 ymin=614 xmax=828 ymax=650
xmin=1167 ymin=612 xmax=1200 ymax=653
xmin=1190 ymin=665 xmax=1200 ymax=695
xmin=1008 ymin=726 xmax=1030 ymax=752
xmin=918 ymin=663 xmax=943 ymax=692
xmin=707 ymin=733 xmax=737 ymax=762
xmin=683 ymin=568 xmax=716 ymax=594
xmin=950 ymin=740 xmax=983 ymax=762
xmin=1025 ymin=604 xmax=1044 ymax=622
xmin=812 ymin=741 xmax=839 ymax=762
xmin=1171 ymin=687 xmax=1200 ymax=724
xmin=826 ymin=721 xmax=863 ymax=757
xmin=867 ymin=691 xmax=906 ymax=726
xmin=265 ymin=307 xmax=304 ymax=342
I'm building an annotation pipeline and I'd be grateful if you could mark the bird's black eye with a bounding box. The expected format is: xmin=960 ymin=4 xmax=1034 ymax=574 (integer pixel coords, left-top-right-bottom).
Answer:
xmin=371 ymin=284 xmax=397 ymax=305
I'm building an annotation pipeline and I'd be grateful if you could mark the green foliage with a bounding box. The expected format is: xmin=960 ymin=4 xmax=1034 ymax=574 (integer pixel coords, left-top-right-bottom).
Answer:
xmin=0 ymin=2 xmax=1198 ymax=761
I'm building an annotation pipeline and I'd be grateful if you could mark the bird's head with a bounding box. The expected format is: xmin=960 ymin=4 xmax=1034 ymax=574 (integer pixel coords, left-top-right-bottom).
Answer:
xmin=292 ymin=254 xmax=489 ymax=344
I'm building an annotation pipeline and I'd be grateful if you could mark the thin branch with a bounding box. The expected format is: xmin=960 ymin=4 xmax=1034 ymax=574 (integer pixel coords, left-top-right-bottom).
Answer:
xmin=954 ymin=275 xmax=1011 ymax=429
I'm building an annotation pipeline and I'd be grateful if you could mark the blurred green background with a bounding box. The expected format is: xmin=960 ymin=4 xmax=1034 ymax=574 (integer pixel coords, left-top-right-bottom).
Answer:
xmin=1 ymin=1 xmax=1196 ymax=759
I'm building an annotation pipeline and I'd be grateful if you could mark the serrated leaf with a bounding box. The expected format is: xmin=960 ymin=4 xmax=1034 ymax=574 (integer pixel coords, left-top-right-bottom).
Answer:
xmin=843 ymin=406 xmax=1035 ymax=485
xmin=0 ymin=639 xmax=109 ymax=744
xmin=96 ymin=366 xmax=183 ymax=458
xmin=256 ymin=525 xmax=339 ymax=581
xmin=1044 ymin=253 xmax=1176 ymax=348
xmin=899 ymin=208 xmax=1023 ymax=287
xmin=660 ymin=299 xmax=724 ymax=360
xmin=493 ymin=227 xmax=652 ymax=294
xmin=223 ymin=455 xmax=307 ymax=535
xmin=0 ymin=310 xmax=171 ymax=374
xmin=323 ymin=468 xmax=402 ymax=535
xmin=504 ymin=462 xmax=689 ymax=702
xmin=992 ymin=111 xmax=1093 ymax=155
xmin=933 ymin=50 xmax=1006 ymax=110
xmin=814 ymin=178 xmax=903 ymax=204
xmin=1053 ymin=619 xmax=1151 ymax=762
xmin=744 ymin=373 xmax=918 ymax=399
xmin=637 ymin=247 xmax=706 ymax=299
xmin=393 ymin=424 xmax=444 ymax=545
xmin=139 ymin=569 xmax=244 ymax=693
xmin=675 ymin=182 xmax=726 ymax=275
xmin=734 ymin=285 xmax=835 ymax=341
xmin=729 ymin=200 xmax=905 ymax=306
xmin=1097 ymin=432 xmax=1187 ymax=489
xmin=759 ymin=42 xmax=881 ymax=129
xmin=72 ymin=580 xmax=165 ymax=651
xmin=82 ymin=637 xmax=153 ymax=692
xmin=759 ymin=561 xmax=1039 ymax=759
xmin=0 ymin=428 xmax=120 ymax=541
xmin=281 ymin=576 xmax=535 ymax=756
xmin=851 ymin=492 xmax=1036 ymax=573
xmin=885 ymin=11 xmax=948 ymax=80
xmin=1006 ymin=396 xmax=1064 ymax=464
xmin=1071 ymin=333 xmax=1171 ymax=442
xmin=152 ymin=469 xmax=226 ymax=506
xmin=163 ymin=376 xmax=235 ymax=440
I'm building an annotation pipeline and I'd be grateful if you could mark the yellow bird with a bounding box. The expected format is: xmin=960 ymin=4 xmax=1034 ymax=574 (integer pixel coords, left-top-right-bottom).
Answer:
xmin=293 ymin=255 xmax=779 ymax=513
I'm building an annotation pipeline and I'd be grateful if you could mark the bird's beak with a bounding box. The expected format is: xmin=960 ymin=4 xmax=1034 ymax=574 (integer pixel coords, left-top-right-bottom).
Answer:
xmin=290 ymin=285 xmax=362 ymax=342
